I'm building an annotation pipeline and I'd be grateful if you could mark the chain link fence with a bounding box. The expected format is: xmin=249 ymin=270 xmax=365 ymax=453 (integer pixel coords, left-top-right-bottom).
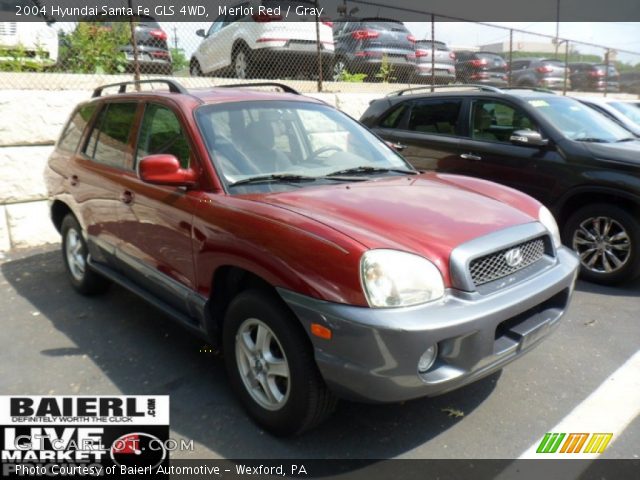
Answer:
xmin=1 ymin=10 xmax=639 ymax=96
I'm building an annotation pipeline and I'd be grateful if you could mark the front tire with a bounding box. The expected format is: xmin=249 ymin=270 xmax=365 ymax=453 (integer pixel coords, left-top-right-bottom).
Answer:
xmin=61 ymin=215 xmax=110 ymax=295
xmin=223 ymin=290 xmax=336 ymax=435
xmin=563 ymin=204 xmax=640 ymax=284
xmin=190 ymin=58 xmax=203 ymax=77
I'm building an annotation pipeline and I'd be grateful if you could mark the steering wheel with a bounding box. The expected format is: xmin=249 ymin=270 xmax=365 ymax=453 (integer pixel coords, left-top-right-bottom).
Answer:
xmin=304 ymin=145 xmax=342 ymax=162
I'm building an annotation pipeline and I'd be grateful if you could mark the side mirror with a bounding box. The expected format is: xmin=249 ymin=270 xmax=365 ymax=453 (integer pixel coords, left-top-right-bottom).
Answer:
xmin=139 ymin=155 xmax=197 ymax=187
xmin=509 ymin=129 xmax=549 ymax=147
xmin=196 ymin=29 xmax=206 ymax=38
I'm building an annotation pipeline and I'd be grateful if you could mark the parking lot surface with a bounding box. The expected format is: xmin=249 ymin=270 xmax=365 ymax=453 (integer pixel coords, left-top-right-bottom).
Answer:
xmin=1 ymin=245 xmax=638 ymax=459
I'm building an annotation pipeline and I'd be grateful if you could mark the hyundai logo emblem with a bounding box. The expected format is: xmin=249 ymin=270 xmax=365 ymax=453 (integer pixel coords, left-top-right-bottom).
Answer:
xmin=504 ymin=248 xmax=524 ymax=268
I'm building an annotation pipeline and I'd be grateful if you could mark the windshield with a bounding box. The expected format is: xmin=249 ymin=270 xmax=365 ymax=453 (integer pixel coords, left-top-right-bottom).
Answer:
xmin=195 ymin=101 xmax=412 ymax=191
xmin=609 ymin=102 xmax=640 ymax=125
xmin=526 ymin=97 xmax=632 ymax=142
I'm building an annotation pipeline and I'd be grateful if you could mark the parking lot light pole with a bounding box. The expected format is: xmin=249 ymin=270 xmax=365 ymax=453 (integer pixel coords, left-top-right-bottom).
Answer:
xmin=563 ymin=40 xmax=569 ymax=96
xmin=128 ymin=0 xmax=140 ymax=89
xmin=508 ymin=29 xmax=513 ymax=87
xmin=431 ymin=15 xmax=435 ymax=92
xmin=315 ymin=0 xmax=323 ymax=92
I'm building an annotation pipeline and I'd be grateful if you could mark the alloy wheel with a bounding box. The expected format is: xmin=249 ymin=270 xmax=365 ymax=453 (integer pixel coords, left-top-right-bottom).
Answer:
xmin=235 ymin=318 xmax=290 ymax=411
xmin=65 ymin=228 xmax=86 ymax=282
xmin=234 ymin=51 xmax=248 ymax=79
xmin=572 ymin=216 xmax=631 ymax=274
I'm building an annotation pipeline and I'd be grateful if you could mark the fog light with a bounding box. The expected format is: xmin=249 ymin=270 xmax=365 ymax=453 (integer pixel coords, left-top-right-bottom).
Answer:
xmin=418 ymin=345 xmax=438 ymax=373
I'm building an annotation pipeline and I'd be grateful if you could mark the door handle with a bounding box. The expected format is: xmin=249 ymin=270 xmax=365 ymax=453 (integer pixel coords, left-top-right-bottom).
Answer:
xmin=385 ymin=141 xmax=407 ymax=152
xmin=120 ymin=190 xmax=134 ymax=205
xmin=69 ymin=175 xmax=79 ymax=186
xmin=460 ymin=153 xmax=482 ymax=161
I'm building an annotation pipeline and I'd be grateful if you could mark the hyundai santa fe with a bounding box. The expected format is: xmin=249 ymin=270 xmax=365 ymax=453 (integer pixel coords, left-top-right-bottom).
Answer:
xmin=46 ymin=80 xmax=579 ymax=435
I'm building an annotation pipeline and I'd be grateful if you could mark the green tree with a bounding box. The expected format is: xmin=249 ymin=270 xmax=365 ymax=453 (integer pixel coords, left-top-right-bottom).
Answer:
xmin=58 ymin=22 xmax=130 ymax=74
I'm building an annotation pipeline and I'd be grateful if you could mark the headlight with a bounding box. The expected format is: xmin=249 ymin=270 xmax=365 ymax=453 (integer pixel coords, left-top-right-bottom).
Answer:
xmin=360 ymin=249 xmax=445 ymax=308
xmin=539 ymin=206 xmax=562 ymax=249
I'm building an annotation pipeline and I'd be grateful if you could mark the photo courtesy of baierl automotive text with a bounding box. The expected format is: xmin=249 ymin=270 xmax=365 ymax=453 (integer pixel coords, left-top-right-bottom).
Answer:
xmin=0 ymin=0 xmax=639 ymax=478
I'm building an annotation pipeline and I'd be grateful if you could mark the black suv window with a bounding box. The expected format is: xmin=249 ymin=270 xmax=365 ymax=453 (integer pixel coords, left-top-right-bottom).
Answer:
xmin=58 ymin=104 xmax=97 ymax=152
xmin=470 ymin=100 xmax=538 ymax=143
xmin=137 ymin=104 xmax=191 ymax=169
xmin=408 ymin=99 xmax=462 ymax=135
xmin=84 ymin=103 xmax=137 ymax=169
xmin=380 ymin=104 xmax=408 ymax=129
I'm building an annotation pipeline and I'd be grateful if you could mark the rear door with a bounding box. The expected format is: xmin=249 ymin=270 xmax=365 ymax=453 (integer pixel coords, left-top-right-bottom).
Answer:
xmin=75 ymin=101 xmax=139 ymax=266
xmin=371 ymin=97 xmax=463 ymax=171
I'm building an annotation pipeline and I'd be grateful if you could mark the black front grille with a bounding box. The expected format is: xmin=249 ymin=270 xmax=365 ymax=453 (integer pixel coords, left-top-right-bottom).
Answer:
xmin=469 ymin=237 xmax=546 ymax=286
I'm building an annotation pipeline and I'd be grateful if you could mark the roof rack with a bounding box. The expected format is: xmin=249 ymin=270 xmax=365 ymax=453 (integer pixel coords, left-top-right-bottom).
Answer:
xmin=216 ymin=82 xmax=300 ymax=95
xmin=499 ymin=87 xmax=557 ymax=94
xmin=92 ymin=79 xmax=187 ymax=98
xmin=387 ymin=84 xmax=502 ymax=97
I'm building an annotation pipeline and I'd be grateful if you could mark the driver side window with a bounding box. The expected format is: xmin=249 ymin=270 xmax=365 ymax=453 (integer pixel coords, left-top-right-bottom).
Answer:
xmin=471 ymin=100 xmax=539 ymax=143
xmin=136 ymin=104 xmax=191 ymax=169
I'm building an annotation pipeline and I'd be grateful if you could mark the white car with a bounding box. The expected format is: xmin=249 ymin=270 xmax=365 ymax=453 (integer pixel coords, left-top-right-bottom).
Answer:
xmin=190 ymin=0 xmax=334 ymax=79
xmin=577 ymin=97 xmax=640 ymax=138
xmin=1 ymin=2 xmax=58 ymax=66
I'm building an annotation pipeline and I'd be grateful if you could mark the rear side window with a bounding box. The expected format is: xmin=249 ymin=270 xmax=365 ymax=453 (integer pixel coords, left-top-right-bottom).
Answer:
xmin=380 ymin=104 xmax=408 ymax=129
xmin=408 ymin=99 xmax=462 ymax=135
xmin=58 ymin=105 xmax=97 ymax=152
xmin=136 ymin=104 xmax=191 ymax=169
xmin=84 ymin=103 xmax=138 ymax=169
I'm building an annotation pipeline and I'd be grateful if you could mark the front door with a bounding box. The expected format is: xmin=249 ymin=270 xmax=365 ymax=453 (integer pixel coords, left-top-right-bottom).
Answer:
xmin=116 ymin=102 xmax=200 ymax=314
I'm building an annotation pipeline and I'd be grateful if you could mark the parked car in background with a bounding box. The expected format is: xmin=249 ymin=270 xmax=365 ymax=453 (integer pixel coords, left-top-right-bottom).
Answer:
xmin=569 ymin=63 xmax=620 ymax=92
xmin=190 ymin=1 xmax=334 ymax=79
xmin=332 ymin=18 xmax=416 ymax=82
xmin=577 ymin=97 xmax=640 ymax=137
xmin=412 ymin=40 xmax=456 ymax=84
xmin=361 ymin=86 xmax=640 ymax=284
xmin=0 ymin=1 xmax=58 ymax=67
xmin=509 ymin=58 xmax=569 ymax=90
xmin=619 ymin=71 xmax=640 ymax=95
xmin=78 ymin=15 xmax=172 ymax=74
xmin=46 ymin=79 xmax=578 ymax=435
xmin=455 ymin=51 xmax=508 ymax=87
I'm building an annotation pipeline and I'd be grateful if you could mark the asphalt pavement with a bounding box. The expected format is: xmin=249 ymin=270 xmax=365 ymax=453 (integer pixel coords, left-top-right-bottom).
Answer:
xmin=0 ymin=244 xmax=638 ymax=460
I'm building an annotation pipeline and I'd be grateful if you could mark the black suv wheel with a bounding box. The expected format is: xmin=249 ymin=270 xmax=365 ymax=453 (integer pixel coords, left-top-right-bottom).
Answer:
xmin=563 ymin=204 xmax=640 ymax=284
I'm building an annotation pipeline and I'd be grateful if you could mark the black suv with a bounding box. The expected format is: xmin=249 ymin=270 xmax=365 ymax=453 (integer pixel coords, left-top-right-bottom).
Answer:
xmin=455 ymin=51 xmax=508 ymax=87
xmin=361 ymin=86 xmax=640 ymax=284
xmin=569 ymin=63 xmax=619 ymax=92
xmin=332 ymin=18 xmax=416 ymax=82
xmin=510 ymin=58 xmax=569 ymax=90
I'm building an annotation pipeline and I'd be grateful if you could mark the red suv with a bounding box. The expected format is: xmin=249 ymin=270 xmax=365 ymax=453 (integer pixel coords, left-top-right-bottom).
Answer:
xmin=45 ymin=80 xmax=579 ymax=435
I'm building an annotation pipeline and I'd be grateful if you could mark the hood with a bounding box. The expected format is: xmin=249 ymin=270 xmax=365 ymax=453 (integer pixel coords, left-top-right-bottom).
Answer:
xmin=582 ymin=140 xmax=640 ymax=165
xmin=254 ymin=174 xmax=537 ymax=276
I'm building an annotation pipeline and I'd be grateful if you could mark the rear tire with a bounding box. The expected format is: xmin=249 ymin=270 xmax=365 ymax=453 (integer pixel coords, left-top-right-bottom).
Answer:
xmin=232 ymin=47 xmax=254 ymax=79
xmin=223 ymin=289 xmax=337 ymax=436
xmin=562 ymin=204 xmax=640 ymax=284
xmin=190 ymin=58 xmax=203 ymax=77
xmin=61 ymin=215 xmax=110 ymax=295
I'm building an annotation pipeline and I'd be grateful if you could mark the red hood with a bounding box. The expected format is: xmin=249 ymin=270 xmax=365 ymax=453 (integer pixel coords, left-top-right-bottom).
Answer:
xmin=254 ymin=173 xmax=538 ymax=281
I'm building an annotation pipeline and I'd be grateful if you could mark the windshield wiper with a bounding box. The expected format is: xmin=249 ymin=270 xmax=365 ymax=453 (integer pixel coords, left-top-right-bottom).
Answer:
xmin=228 ymin=174 xmax=317 ymax=187
xmin=326 ymin=165 xmax=417 ymax=177
xmin=616 ymin=137 xmax=637 ymax=142
xmin=574 ymin=137 xmax=610 ymax=143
